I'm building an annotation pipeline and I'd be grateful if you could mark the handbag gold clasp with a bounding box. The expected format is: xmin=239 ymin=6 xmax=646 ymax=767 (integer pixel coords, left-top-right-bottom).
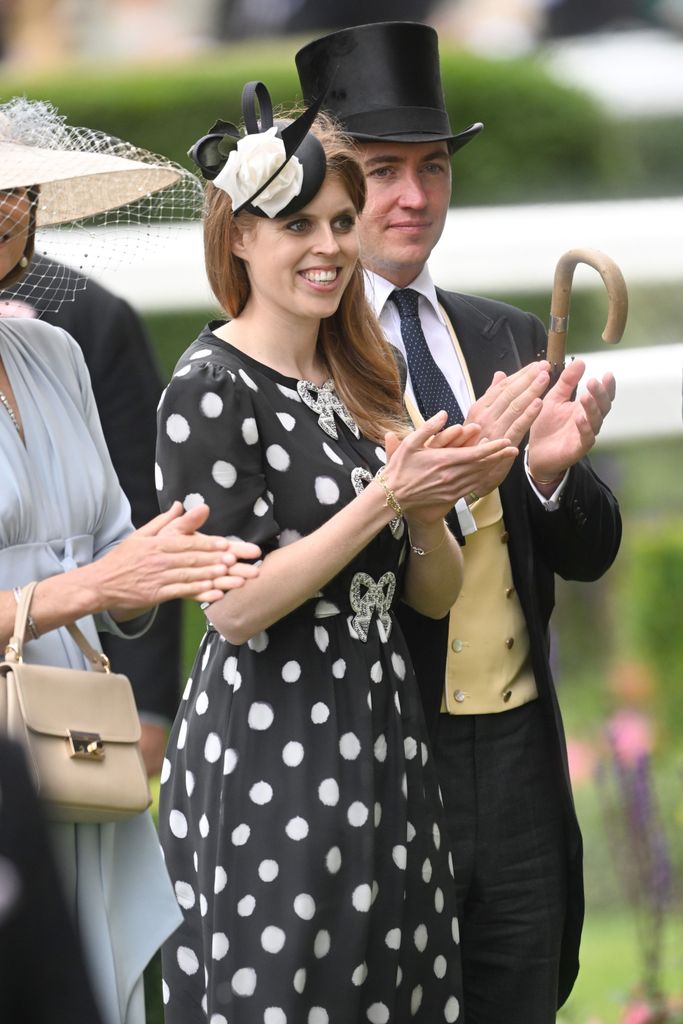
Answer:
xmin=68 ymin=730 xmax=105 ymax=760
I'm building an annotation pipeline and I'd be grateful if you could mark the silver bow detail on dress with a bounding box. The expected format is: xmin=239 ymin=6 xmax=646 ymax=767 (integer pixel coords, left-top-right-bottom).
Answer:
xmin=350 ymin=467 xmax=402 ymax=537
xmin=349 ymin=571 xmax=396 ymax=643
xmin=297 ymin=379 xmax=360 ymax=439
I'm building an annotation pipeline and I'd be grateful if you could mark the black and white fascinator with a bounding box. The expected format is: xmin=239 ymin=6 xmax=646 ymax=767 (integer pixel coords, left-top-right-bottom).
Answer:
xmin=189 ymin=81 xmax=326 ymax=218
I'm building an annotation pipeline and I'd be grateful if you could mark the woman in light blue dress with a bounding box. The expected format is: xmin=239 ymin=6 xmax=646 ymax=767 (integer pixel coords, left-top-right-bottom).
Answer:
xmin=0 ymin=99 xmax=260 ymax=1024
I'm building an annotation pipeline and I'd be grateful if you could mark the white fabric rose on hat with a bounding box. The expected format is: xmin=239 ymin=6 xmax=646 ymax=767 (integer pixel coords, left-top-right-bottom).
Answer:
xmin=213 ymin=126 xmax=303 ymax=217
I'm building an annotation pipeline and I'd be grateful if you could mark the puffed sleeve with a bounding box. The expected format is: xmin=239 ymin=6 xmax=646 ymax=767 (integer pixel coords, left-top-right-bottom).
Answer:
xmin=156 ymin=359 xmax=281 ymax=554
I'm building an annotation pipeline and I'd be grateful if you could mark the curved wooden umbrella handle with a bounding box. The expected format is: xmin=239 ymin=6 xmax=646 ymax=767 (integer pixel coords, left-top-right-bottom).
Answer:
xmin=547 ymin=247 xmax=628 ymax=382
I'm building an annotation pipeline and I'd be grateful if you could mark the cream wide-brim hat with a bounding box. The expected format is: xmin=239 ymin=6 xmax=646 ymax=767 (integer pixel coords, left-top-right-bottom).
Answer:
xmin=0 ymin=139 xmax=181 ymax=226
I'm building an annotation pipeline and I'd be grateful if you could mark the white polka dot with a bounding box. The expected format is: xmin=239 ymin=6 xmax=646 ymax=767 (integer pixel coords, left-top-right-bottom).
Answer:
xmin=445 ymin=996 xmax=460 ymax=1022
xmin=395 ymin=692 xmax=402 ymax=715
xmin=238 ymin=895 xmax=256 ymax=916
xmin=277 ymin=412 xmax=296 ymax=431
xmin=261 ymin=926 xmax=286 ymax=954
xmin=248 ymin=702 xmax=274 ymax=730
xmin=242 ymin=417 xmax=259 ymax=444
xmin=411 ymin=986 xmax=424 ymax=1013
xmin=199 ymin=814 xmax=210 ymax=838
xmin=340 ymin=733 xmax=361 ymax=760
xmin=313 ymin=930 xmax=330 ymax=958
xmin=248 ymin=630 xmax=269 ymax=652
xmin=407 ymin=821 xmax=416 ymax=842
xmin=293 ymin=968 xmax=307 ymax=993
xmin=371 ymin=880 xmax=379 ymax=905
xmin=435 ymin=887 xmax=444 ymax=913
xmin=231 ymin=967 xmax=257 ymax=996
xmin=332 ymin=658 xmax=346 ymax=679
xmin=177 ymin=946 xmax=199 ymax=975
xmin=318 ymin=778 xmax=339 ymax=806
xmin=326 ymin=846 xmax=342 ymax=874
xmin=154 ymin=463 xmax=163 ymax=491
xmin=370 ymin=661 xmax=383 ymax=683
xmin=308 ymin=1010 xmax=328 ymax=1024
xmin=322 ymin=442 xmax=343 ymax=464
xmin=183 ymin=492 xmax=204 ymax=512
xmin=311 ymin=702 xmax=329 ymax=724
xmin=422 ymin=859 xmax=432 ymax=884
xmin=352 ymin=962 xmax=368 ymax=986
xmin=391 ymin=652 xmax=406 ymax=679
xmin=160 ymin=758 xmax=171 ymax=784
xmin=169 ymin=809 xmax=188 ymax=838
xmin=189 ymin=347 xmax=212 ymax=360
xmin=182 ymin=676 xmax=193 ymax=700
xmin=314 ymin=476 xmax=340 ymax=505
xmin=239 ymin=369 xmax=258 ymax=391
xmin=265 ymin=1010 xmax=286 ymax=1024
xmin=250 ymin=781 xmax=273 ymax=804
xmin=201 ymin=644 xmax=212 ymax=671
xmin=374 ymin=802 xmax=382 ymax=827
xmin=448 ymin=851 xmax=455 ymax=878
xmin=367 ymin=1004 xmax=389 ymax=1023
xmin=162 ymin=980 xmax=169 ymax=1004
xmin=201 ymin=392 xmax=223 ymax=418
xmin=174 ymin=880 xmax=195 ymax=909
xmin=404 ymin=736 xmax=418 ymax=760
xmin=279 ymin=528 xmax=302 ymax=546
xmin=392 ymin=845 xmax=407 ymax=870
xmin=200 ymin=894 xmax=208 ymax=916
xmin=283 ymin=741 xmax=304 ymax=767
xmin=232 ymin=824 xmax=250 ymax=846
xmin=352 ymin=884 xmax=372 ymax=912
xmin=222 ymin=656 xmax=239 ymax=685
xmin=212 ymin=932 xmax=229 ymax=960
xmin=285 ymin=816 xmax=309 ymax=840
xmin=204 ymin=733 xmax=222 ymax=763
xmin=375 ymin=446 xmax=387 ymax=464
xmin=212 ymin=459 xmax=238 ymax=490
xmin=176 ymin=719 xmax=188 ymax=749
xmin=210 ymin=1016 xmax=227 ymax=1024
xmin=401 ymin=773 xmax=407 ymax=799
xmin=396 ymin=966 xmax=402 ymax=987
xmin=434 ymin=955 xmax=447 ymax=979
xmin=314 ymin=625 xmax=329 ymax=652
xmin=374 ymin=735 xmax=387 ymax=762
xmin=166 ymin=414 xmax=190 ymax=443
xmin=267 ymin=444 xmax=290 ymax=471
xmin=195 ymin=691 xmax=209 ymax=715
xmin=173 ymin=364 xmax=191 ymax=377
xmin=385 ymin=928 xmax=401 ymax=950
xmin=414 ymin=924 xmax=428 ymax=952
xmin=223 ymin=748 xmax=238 ymax=775
xmin=452 ymin=917 xmax=460 ymax=944
xmin=348 ymin=802 xmax=369 ymax=827
xmin=293 ymin=893 xmax=316 ymax=920
xmin=254 ymin=496 xmax=269 ymax=517
xmin=259 ymin=859 xmax=279 ymax=882
xmin=214 ymin=866 xmax=227 ymax=893
xmin=282 ymin=660 xmax=301 ymax=682
xmin=433 ymin=823 xmax=441 ymax=850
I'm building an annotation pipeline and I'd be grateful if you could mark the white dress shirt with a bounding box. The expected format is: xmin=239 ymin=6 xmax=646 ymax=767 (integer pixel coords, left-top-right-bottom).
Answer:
xmin=364 ymin=267 xmax=566 ymax=520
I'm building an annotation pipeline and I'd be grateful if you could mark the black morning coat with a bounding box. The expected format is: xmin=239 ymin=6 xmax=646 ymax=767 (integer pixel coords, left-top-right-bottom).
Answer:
xmin=396 ymin=289 xmax=622 ymax=1009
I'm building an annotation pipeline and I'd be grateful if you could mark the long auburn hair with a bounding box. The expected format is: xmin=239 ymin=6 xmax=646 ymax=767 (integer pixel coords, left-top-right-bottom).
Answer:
xmin=203 ymin=112 xmax=408 ymax=445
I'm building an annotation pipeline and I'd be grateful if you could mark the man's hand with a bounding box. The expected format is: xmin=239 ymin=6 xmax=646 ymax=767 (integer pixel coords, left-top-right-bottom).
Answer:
xmin=465 ymin=362 xmax=549 ymax=447
xmin=528 ymin=359 xmax=616 ymax=483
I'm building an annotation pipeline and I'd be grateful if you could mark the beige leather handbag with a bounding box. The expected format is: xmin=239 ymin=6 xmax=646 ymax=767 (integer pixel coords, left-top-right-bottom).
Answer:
xmin=0 ymin=581 xmax=151 ymax=823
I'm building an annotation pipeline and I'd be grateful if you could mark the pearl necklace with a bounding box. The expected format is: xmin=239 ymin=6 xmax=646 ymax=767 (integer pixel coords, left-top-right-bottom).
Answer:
xmin=0 ymin=387 xmax=21 ymax=435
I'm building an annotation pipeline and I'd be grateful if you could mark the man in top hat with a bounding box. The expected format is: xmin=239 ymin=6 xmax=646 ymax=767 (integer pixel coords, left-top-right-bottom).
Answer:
xmin=297 ymin=21 xmax=621 ymax=1023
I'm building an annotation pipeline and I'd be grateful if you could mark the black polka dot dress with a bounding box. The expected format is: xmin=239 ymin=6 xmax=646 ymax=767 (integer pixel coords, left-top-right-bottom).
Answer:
xmin=156 ymin=326 xmax=463 ymax=1024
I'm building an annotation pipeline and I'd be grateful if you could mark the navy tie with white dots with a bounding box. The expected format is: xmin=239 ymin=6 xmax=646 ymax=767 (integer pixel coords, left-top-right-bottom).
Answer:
xmin=391 ymin=288 xmax=465 ymax=426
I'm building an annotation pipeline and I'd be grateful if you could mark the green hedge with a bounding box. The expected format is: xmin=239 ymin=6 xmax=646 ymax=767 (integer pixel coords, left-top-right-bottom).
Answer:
xmin=1 ymin=39 xmax=630 ymax=206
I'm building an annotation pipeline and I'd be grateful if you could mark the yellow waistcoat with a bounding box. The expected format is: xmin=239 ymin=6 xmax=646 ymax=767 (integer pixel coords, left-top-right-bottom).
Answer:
xmin=404 ymin=307 xmax=537 ymax=715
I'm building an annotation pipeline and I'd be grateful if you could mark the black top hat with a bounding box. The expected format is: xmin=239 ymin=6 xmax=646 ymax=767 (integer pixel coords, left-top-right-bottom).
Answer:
xmin=296 ymin=21 xmax=483 ymax=154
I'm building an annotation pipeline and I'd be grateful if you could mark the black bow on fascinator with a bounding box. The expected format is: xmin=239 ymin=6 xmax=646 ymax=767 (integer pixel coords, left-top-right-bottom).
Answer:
xmin=189 ymin=81 xmax=326 ymax=218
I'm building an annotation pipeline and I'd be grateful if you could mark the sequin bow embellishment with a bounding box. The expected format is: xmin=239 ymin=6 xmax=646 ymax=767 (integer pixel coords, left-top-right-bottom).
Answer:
xmin=349 ymin=571 xmax=396 ymax=643
xmin=297 ymin=379 xmax=360 ymax=439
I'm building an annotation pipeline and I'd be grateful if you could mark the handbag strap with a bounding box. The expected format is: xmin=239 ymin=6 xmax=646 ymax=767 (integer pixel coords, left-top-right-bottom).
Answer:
xmin=5 ymin=581 xmax=109 ymax=672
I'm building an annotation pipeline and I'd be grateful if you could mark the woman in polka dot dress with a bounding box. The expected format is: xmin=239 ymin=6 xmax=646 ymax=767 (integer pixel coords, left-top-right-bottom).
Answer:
xmin=156 ymin=84 xmax=513 ymax=1024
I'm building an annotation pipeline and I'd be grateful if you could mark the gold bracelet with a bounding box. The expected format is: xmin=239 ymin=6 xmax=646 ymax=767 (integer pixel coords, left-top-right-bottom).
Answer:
xmin=410 ymin=527 xmax=449 ymax=557
xmin=375 ymin=470 xmax=403 ymax=518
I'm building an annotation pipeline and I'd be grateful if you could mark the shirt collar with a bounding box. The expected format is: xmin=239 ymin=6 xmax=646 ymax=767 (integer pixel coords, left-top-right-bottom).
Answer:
xmin=364 ymin=266 xmax=440 ymax=320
